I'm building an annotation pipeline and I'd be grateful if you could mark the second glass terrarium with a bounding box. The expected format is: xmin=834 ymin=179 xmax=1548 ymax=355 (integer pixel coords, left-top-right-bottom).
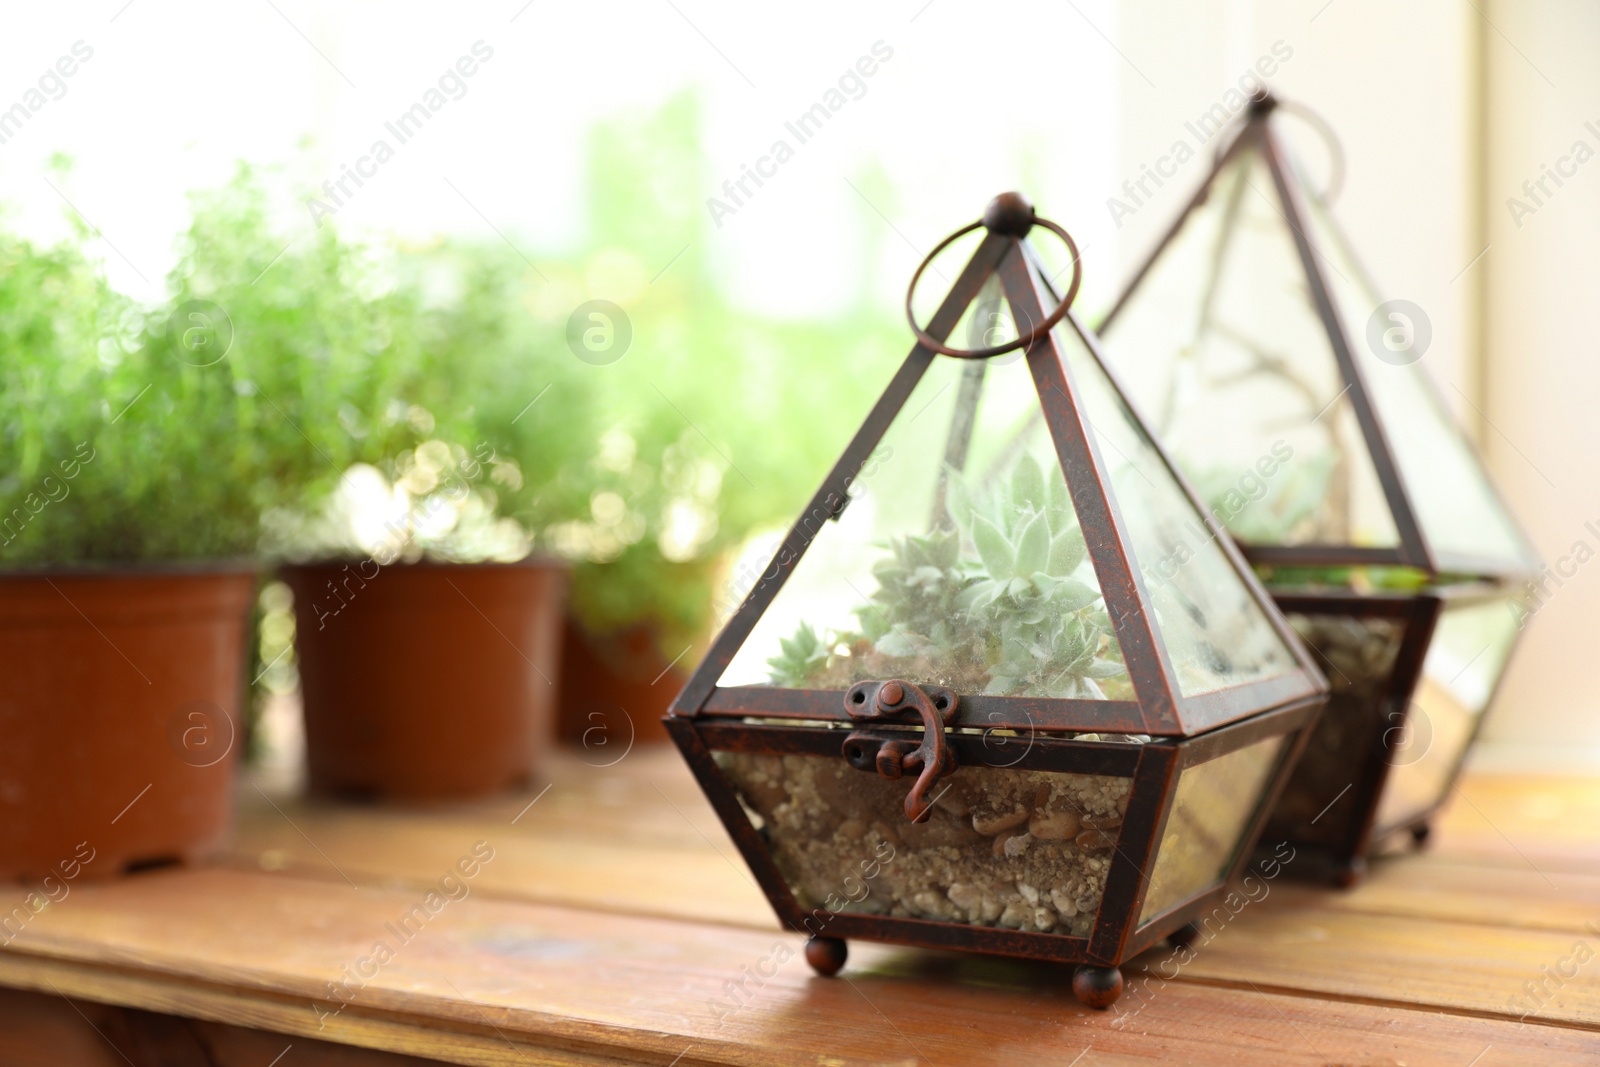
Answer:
xmin=1095 ymin=92 xmax=1536 ymax=883
xmin=668 ymin=194 xmax=1327 ymax=1008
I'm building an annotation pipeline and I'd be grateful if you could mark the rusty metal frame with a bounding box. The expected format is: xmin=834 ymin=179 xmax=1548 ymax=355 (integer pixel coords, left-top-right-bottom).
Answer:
xmin=1026 ymin=244 xmax=1328 ymax=736
xmin=1123 ymin=695 xmax=1319 ymax=959
xmin=1095 ymin=96 xmax=1538 ymax=582
xmin=1090 ymin=94 xmax=1539 ymax=886
xmin=668 ymin=231 xmax=1013 ymax=720
xmin=666 ymin=191 xmax=1334 ymax=998
xmin=665 ymin=694 xmax=1320 ymax=971
xmin=673 ymin=208 xmax=1325 ymax=738
xmin=1259 ymin=582 xmax=1527 ymax=881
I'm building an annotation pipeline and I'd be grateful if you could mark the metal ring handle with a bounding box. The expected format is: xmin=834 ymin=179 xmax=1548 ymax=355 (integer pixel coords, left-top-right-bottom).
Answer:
xmin=1221 ymin=93 xmax=1346 ymax=206
xmin=904 ymin=215 xmax=1082 ymax=360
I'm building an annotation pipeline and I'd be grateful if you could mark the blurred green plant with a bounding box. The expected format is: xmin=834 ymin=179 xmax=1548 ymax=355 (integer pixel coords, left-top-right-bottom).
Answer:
xmin=0 ymin=220 xmax=131 ymax=560
xmin=0 ymin=164 xmax=427 ymax=564
xmin=491 ymin=91 xmax=905 ymax=654
xmin=3 ymin=92 xmax=916 ymax=670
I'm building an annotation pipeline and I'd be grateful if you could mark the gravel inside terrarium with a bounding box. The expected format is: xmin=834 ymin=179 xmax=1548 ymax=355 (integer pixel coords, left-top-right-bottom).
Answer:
xmin=1266 ymin=614 xmax=1402 ymax=845
xmin=719 ymin=752 xmax=1131 ymax=937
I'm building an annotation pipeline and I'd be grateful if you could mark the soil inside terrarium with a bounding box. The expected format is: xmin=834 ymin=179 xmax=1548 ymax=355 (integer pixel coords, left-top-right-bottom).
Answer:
xmin=718 ymin=752 xmax=1130 ymax=938
xmin=1265 ymin=613 xmax=1403 ymax=847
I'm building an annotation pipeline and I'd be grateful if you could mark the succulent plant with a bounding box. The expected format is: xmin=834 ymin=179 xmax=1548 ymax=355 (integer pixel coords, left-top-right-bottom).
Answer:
xmin=765 ymin=452 xmax=1127 ymax=699
xmin=766 ymin=621 xmax=833 ymax=689
xmin=858 ymin=527 xmax=976 ymax=659
xmin=946 ymin=455 xmax=1124 ymax=698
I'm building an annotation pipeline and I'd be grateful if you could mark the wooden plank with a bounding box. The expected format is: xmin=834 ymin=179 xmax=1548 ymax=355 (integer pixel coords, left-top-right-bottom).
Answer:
xmin=1282 ymin=854 xmax=1600 ymax=934
xmin=228 ymin=812 xmax=772 ymax=931
xmin=1140 ymin=901 xmax=1600 ymax=1027
xmin=228 ymin=760 xmax=771 ymax=930
xmin=0 ymin=985 xmax=449 ymax=1065
xmin=2 ymin=869 xmax=1598 ymax=1066
xmin=1431 ymin=774 xmax=1600 ymax=873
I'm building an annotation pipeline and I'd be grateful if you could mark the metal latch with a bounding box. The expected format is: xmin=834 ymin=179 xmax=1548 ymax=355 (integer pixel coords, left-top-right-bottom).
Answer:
xmin=840 ymin=679 xmax=958 ymax=823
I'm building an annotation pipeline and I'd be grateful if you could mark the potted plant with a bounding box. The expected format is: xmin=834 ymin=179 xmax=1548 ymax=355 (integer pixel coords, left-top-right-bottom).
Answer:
xmin=0 ymin=168 xmax=379 ymax=879
xmin=283 ymin=94 xmax=910 ymax=784
xmin=273 ymin=453 xmax=575 ymax=801
xmin=270 ymin=227 xmax=594 ymax=800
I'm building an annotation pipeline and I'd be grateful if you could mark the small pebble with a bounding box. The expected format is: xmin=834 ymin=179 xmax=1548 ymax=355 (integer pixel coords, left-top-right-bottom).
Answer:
xmin=973 ymin=806 xmax=1029 ymax=836
xmin=1002 ymin=833 xmax=1031 ymax=858
xmin=1029 ymin=809 xmax=1082 ymax=840
xmin=1076 ymin=829 xmax=1117 ymax=851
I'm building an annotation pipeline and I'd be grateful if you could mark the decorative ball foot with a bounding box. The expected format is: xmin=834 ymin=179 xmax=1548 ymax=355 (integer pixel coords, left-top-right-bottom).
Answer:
xmin=1071 ymin=965 xmax=1124 ymax=1010
xmin=1333 ymin=855 xmax=1367 ymax=889
xmin=1410 ymin=823 xmax=1432 ymax=850
xmin=805 ymin=936 xmax=847 ymax=977
xmin=1166 ymin=921 xmax=1201 ymax=949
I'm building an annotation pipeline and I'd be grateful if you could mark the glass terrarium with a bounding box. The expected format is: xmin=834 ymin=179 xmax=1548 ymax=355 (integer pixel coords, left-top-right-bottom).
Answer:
xmin=1095 ymin=93 xmax=1537 ymax=884
xmin=667 ymin=194 xmax=1328 ymax=1009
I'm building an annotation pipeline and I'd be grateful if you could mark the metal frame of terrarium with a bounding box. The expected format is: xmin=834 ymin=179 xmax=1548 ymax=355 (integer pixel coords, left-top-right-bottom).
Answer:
xmin=1095 ymin=92 xmax=1538 ymax=883
xmin=667 ymin=193 xmax=1329 ymax=1009
xmin=1261 ymin=582 xmax=1525 ymax=882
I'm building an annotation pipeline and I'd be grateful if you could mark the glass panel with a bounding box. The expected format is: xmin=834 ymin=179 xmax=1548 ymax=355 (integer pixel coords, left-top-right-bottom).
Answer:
xmin=1294 ymin=179 xmax=1537 ymax=572
xmin=1058 ymin=317 xmax=1303 ymax=696
xmin=716 ymin=751 xmax=1131 ymax=937
xmin=1374 ymin=596 xmax=1524 ymax=829
xmin=1264 ymin=613 xmax=1406 ymax=847
xmin=1139 ymin=735 xmax=1285 ymax=923
xmin=718 ymin=352 xmax=1130 ymax=699
xmin=1099 ymin=146 xmax=1399 ymax=550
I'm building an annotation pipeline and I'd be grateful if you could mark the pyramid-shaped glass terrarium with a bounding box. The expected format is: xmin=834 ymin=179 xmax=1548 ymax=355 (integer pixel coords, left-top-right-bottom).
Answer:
xmin=667 ymin=194 xmax=1327 ymax=1009
xmin=1096 ymin=93 xmax=1537 ymax=885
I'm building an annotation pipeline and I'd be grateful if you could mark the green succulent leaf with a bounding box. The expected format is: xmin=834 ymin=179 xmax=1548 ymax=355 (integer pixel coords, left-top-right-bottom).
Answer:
xmin=1013 ymin=510 xmax=1048 ymax=576
xmin=1047 ymin=526 xmax=1087 ymax=576
xmin=984 ymin=674 xmax=1022 ymax=695
xmin=1081 ymin=659 xmax=1128 ymax=679
xmin=767 ymin=621 xmax=831 ymax=687
xmin=1047 ymin=467 xmax=1072 ymax=520
xmin=1011 ymin=453 xmax=1045 ymax=511
xmin=876 ymin=629 xmax=920 ymax=658
xmin=929 ymin=528 xmax=960 ymax=569
xmin=858 ymin=608 xmax=891 ymax=642
xmin=971 ymin=514 xmax=1014 ymax=580
xmin=1048 ymin=578 xmax=1101 ymax=613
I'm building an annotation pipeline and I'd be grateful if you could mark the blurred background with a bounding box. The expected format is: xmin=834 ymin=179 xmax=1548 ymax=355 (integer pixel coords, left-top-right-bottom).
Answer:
xmin=1 ymin=0 xmax=1594 ymax=768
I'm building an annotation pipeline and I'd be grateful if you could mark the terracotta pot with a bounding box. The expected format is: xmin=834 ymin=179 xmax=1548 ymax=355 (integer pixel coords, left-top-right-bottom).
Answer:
xmin=282 ymin=559 xmax=566 ymax=800
xmin=557 ymin=617 xmax=685 ymax=753
xmin=0 ymin=567 xmax=257 ymax=883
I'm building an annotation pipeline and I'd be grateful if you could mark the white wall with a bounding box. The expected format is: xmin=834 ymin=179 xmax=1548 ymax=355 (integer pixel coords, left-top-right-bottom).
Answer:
xmin=1109 ymin=0 xmax=1481 ymax=416
xmin=1476 ymin=1 xmax=1600 ymax=767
